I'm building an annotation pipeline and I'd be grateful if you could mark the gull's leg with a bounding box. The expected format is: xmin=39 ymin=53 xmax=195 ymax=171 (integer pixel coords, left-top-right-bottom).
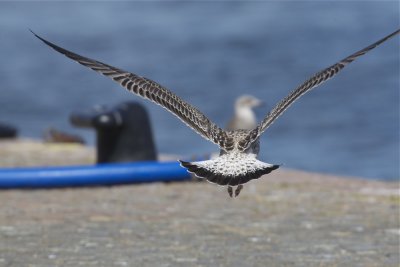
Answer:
xmin=227 ymin=186 xmax=233 ymax=197
xmin=234 ymin=185 xmax=243 ymax=197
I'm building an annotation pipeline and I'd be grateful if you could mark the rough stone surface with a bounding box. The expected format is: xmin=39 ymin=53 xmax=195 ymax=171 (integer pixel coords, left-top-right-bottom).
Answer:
xmin=0 ymin=139 xmax=95 ymax=167
xmin=0 ymin=139 xmax=399 ymax=266
xmin=0 ymin=139 xmax=179 ymax=167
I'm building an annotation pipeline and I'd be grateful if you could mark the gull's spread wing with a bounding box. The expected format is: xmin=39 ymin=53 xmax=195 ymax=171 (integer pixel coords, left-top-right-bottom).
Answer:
xmin=238 ymin=29 xmax=399 ymax=151
xmin=32 ymin=31 xmax=234 ymax=150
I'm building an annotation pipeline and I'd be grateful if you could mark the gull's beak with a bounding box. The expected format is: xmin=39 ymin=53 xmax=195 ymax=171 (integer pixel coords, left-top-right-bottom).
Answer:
xmin=253 ymin=98 xmax=264 ymax=108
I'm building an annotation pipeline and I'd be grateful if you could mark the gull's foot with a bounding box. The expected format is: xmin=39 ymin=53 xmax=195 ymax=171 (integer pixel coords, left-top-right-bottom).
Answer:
xmin=235 ymin=185 xmax=243 ymax=197
xmin=227 ymin=186 xmax=233 ymax=197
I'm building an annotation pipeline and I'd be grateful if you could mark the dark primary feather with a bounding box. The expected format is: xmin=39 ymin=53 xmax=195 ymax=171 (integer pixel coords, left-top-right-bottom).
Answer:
xmin=31 ymin=31 xmax=233 ymax=150
xmin=239 ymin=29 xmax=400 ymax=150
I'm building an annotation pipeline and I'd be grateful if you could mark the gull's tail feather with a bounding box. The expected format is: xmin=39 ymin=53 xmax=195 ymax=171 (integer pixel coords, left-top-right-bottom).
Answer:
xmin=179 ymin=157 xmax=279 ymax=186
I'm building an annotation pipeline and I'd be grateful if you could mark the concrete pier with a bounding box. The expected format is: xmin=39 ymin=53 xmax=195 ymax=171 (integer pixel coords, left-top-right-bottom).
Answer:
xmin=0 ymin=139 xmax=398 ymax=267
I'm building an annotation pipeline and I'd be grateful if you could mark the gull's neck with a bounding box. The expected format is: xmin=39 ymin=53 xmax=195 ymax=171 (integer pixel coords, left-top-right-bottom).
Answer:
xmin=235 ymin=105 xmax=256 ymax=127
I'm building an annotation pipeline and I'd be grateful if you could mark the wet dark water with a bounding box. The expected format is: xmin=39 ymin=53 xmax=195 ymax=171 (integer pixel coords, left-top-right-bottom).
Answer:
xmin=0 ymin=2 xmax=399 ymax=180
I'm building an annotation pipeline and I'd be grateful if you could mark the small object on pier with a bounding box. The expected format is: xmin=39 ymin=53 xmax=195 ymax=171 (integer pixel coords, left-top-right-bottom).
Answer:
xmin=0 ymin=122 xmax=17 ymax=138
xmin=70 ymin=102 xmax=157 ymax=163
xmin=44 ymin=128 xmax=85 ymax=144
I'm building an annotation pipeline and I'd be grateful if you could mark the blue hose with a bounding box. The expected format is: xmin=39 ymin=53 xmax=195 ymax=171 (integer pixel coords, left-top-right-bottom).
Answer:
xmin=0 ymin=161 xmax=191 ymax=189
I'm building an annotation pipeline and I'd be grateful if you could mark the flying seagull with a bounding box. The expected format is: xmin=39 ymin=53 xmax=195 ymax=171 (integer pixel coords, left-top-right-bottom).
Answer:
xmin=226 ymin=95 xmax=263 ymax=132
xmin=31 ymin=29 xmax=399 ymax=197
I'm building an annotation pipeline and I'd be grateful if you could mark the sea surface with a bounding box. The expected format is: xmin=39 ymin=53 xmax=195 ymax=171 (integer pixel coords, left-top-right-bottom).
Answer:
xmin=0 ymin=2 xmax=399 ymax=180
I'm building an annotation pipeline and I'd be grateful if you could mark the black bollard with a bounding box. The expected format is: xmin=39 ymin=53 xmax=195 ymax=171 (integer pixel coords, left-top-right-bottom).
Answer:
xmin=70 ymin=102 xmax=157 ymax=163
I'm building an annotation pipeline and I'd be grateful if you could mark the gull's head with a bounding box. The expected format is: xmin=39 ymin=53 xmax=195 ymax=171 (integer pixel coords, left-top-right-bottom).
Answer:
xmin=235 ymin=95 xmax=263 ymax=110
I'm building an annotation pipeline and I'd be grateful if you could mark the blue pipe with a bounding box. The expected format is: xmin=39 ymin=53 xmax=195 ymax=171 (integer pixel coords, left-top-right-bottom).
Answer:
xmin=0 ymin=161 xmax=191 ymax=189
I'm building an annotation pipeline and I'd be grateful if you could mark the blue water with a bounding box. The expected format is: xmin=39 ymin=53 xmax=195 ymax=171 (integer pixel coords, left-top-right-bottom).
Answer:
xmin=0 ymin=2 xmax=399 ymax=180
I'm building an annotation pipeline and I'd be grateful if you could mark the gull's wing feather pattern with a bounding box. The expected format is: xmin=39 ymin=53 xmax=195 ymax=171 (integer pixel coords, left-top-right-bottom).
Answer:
xmin=239 ymin=29 xmax=399 ymax=150
xmin=32 ymin=31 xmax=233 ymax=150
